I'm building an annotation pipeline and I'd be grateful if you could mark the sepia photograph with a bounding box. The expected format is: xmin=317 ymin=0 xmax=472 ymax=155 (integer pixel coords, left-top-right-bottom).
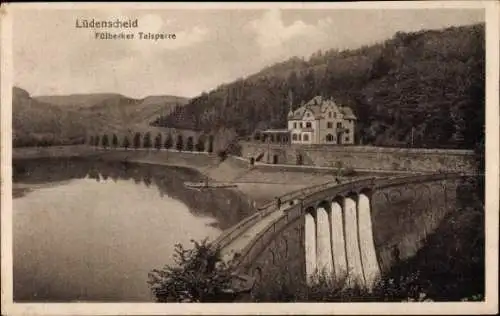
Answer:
xmin=1 ymin=1 xmax=498 ymax=315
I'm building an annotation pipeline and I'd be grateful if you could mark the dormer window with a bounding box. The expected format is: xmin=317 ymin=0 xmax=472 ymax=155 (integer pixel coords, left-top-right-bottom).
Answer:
xmin=306 ymin=122 xmax=312 ymax=128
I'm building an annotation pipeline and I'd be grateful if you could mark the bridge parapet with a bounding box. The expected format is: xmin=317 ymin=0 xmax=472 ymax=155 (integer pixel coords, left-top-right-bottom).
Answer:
xmin=213 ymin=176 xmax=378 ymax=250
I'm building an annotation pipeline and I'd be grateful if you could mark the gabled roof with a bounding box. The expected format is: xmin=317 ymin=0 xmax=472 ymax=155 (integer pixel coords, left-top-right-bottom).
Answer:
xmin=287 ymin=96 xmax=357 ymax=120
xmin=340 ymin=106 xmax=357 ymax=120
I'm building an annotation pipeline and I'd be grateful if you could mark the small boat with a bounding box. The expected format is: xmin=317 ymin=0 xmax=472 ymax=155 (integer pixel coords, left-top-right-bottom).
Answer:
xmin=184 ymin=181 xmax=238 ymax=189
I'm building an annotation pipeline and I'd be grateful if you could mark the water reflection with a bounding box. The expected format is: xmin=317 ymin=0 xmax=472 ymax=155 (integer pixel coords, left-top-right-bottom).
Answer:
xmin=13 ymin=157 xmax=256 ymax=302
xmin=13 ymin=157 xmax=256 ymax=230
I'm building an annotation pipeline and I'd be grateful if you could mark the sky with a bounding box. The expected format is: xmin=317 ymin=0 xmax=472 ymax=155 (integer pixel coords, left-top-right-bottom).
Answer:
xmin=12 ymin=6 xmax=484 ymax=99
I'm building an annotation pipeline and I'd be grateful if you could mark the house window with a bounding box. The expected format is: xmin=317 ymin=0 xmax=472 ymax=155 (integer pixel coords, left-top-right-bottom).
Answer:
xmin=303 ymin=134 xmax=309 ymax=141
xmin=345 ymin=136 xmax=349 ymax=142
xmin=333 ymin=112 xmax=337 ymax=118
xmin=326 ymin=134 xmax=334 ymax=142
xmin=292 ymin=134 xmax=298 ymax=141
xmin=328 ymin=112 xmax=332 ymax=118
xmin=337 ymin=122 xmax=342 ymax=128
xmin=300 ymin=122 xmax=303 ymax=128
xmin=327 ymin=122 xmax=333 ymax=128
xmin=306 ymin=122 xmax=312 ymax=128
xmin=298 ymin=134 xmax=302 ymax=141
xmin=293 ymin=122 xmax=297 ymax=129
xmin=345 ymin=129 xmax=350 ymax=134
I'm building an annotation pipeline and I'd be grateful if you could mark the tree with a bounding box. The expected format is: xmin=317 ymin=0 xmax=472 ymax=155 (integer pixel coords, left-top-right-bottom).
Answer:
xmin=176 ymin=135 xmax=184 ymax=151
xmin=208 ymin=135 xmax=214 ymax=153
xmin=112 ymin=134 xmax=119 ymax=148
xmin=133 ymin=132 xmax=141 ymax=149
xmin=154 ymin=133 xmax=162 ymax=150
xmin=195 ymin=137 xmax=205 ymax=152
xmin=146 ymin=24 xmax=484 ymax=150
xmin=123 ymin=135 xmax=130 ymax=149
xmin=143 ymin=132 xmax=152 ymax=148
xmin=164 ymin=133 xmax=173 ymax=149
xmin=186 ymin=136 xmax=194 ymax=151
xmin=101 ymin=134 xmax=109 ymax=148
xmin=148 ymin=239 xmax=235 ymax=302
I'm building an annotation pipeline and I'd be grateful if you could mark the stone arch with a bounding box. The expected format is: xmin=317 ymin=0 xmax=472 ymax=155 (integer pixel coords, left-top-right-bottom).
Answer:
xmin=317 ymin=200 xmax=331 ymax=212
xmin=360 ymin=187 xmax=373 ymax=197
xmin=304 ymin=207 xmax=317 ymax=282
xmin=305 ymin=206 xmax=316 ymax=216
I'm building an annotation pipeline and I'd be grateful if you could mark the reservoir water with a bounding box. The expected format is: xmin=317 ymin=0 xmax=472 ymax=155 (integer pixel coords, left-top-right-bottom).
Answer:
xmin=13 ymin=157 xmax=255 ymax=302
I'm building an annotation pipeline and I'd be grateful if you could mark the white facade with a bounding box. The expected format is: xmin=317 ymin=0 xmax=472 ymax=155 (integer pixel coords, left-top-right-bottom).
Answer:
xmin=287 ymin=96 xmax=356 ymax=145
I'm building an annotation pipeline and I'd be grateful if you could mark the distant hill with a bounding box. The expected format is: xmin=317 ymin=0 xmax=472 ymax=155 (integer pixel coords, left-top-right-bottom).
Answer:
xmin=34 ymin=93 xmax=127 ymax=108
xmin=152 ymin=23 xmax=485 ymax=150
xmin=13 ymin=87 xmax=188 ymax=147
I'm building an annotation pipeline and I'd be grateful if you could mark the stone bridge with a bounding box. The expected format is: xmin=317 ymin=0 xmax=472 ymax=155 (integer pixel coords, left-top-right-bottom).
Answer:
xmin=214 ymin=172 xmax=480 ymax=297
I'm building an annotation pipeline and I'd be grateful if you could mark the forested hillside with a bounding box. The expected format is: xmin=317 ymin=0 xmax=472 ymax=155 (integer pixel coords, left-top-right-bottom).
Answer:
xmin=13 ymin=87 xmax=88 ymax=147
xmin=13 ymin=87 xmax=188 ymax=147
xmin=152 ymin=24 xmax=485 ymax=149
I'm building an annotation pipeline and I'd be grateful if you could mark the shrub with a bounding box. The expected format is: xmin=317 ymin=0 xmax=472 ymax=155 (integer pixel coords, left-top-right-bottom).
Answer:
xmin=112 ymin=134 xmax=119 ymax=147
xmin=217 ymin=150 xmax=228 ymax=162
xmin=143 ymin=132 xmax=152 ymax=148
xmin=101 ymin=134 xmax=109 ymax=148
xmin=133 ymin=132 xmax=141 ymax=149
xmin=208 ymin=135 xmax=214 ymax=153
xmin=122 ymin=136 xmax=130 ymax=149
xmin=154 ymin=133 xmax=162 ymax=150
xmin=195 ymin=137 xmax=205 ymax=152
xmin=253 ymin=268 xmax=433 ymax=302
xmin=148 ymin=239 xmax=235 ymax=302
xmin=176 ymin=135 xmax=184 ymax=151
xmin=164 ymin=134 xmax=174 ymax=149
xmin=186 ymin=136 xmax=194 ymax=151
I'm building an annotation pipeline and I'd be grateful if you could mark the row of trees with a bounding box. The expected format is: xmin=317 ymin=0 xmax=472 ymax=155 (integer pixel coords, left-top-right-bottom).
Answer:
xmin=89 ymin=132 xmax=214 ymax=153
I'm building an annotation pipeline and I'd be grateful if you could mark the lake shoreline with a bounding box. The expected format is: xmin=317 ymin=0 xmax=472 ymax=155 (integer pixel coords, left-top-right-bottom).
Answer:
xmin=12 ymin=145 xmax=355 ymax=206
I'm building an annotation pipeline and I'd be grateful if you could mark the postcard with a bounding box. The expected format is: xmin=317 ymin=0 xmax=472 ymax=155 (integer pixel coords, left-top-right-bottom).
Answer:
xmin=1 ymin=1 xmax=498 ymax=315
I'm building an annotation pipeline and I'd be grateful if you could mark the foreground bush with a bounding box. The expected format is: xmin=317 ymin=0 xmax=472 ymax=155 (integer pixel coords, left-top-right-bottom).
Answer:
xmin=148 ymin=239 xmax=235 ymax=302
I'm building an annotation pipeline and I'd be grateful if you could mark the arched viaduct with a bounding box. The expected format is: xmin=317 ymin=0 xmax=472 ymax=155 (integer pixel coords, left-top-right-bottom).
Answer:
xmin=214 ymin=172 xmax=480 ymax=296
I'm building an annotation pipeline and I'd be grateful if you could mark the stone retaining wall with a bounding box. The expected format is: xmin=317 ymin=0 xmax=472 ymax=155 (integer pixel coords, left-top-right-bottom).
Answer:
xmin=240 ymin=141 xmax=478 ymax=173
